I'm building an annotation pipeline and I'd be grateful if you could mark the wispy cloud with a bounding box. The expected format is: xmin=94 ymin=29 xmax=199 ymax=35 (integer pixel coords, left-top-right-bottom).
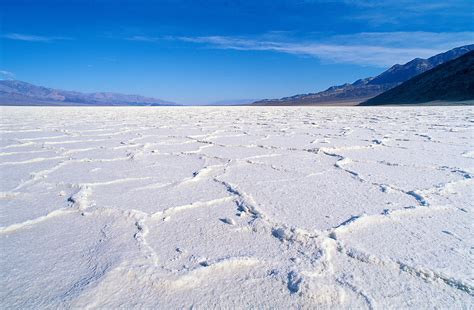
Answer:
xmin=2 ymin=33 xmax=72 ymax=42
xmin=340 ymin=0 xmax=473 ymax=26
xmin=126 ymin=35 xmax=160 ymax=42
xmin=328 ymin=32 xmax=474 ymax=50
xmin=0 ymin=70 xmax=15 ymax=80
xmin=167 ymin=31 xmax=474 ymax=67
xmin=337 ymin=0 xmax=452 ymax=9
xmin=321 ymin=0 xmax=468 ymax=11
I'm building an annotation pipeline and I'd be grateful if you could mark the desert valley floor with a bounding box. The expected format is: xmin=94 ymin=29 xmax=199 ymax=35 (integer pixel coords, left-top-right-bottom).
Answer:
xmin=1 ymin=106 xmax=473 ymax=308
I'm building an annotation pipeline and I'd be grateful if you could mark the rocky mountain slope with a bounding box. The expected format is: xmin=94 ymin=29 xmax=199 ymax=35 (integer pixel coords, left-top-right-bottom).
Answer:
xmin=361 ymin=51 xmax=474 ymax=105
xmin=253 ymin=44 xmax=474 ymax=106
xmin=0 ymin=80 xmax=177 ymax=106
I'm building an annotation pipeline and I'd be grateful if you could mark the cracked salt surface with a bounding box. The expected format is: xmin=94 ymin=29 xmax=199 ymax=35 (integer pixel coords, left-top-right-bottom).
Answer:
xmin=1 ymin=106 xmax=473 ymax=308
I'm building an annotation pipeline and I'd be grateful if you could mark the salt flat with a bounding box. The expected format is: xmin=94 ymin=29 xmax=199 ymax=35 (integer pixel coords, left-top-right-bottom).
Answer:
xmin=0 ymin=106 xmax=473 ymax=308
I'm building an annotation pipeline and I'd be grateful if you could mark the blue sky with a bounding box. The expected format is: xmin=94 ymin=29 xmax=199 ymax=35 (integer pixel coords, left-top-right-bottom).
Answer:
xmin=1 ymin=0 xmax=473 ymax=104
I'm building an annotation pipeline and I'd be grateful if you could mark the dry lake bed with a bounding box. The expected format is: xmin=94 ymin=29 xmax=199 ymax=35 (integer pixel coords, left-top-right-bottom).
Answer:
xmin=1 ymin=106 xmax=473 ymax=308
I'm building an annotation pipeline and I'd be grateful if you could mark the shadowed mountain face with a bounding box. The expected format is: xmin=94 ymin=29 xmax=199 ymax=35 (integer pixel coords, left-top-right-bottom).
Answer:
xmin=0 ymin=80 xmax=177 ymax=106
xmin=253 ymin=44 xmax=474 ymax=106
xmin=361 ymin=51 xmax=474 ymax=105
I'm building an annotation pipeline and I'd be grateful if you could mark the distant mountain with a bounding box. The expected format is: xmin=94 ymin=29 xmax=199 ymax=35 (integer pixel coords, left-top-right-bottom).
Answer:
xmin=0 ymin=80 xmax=177 ymax=106
xmin=361 ymin=51 xmax=474 ymax=105
xmin=253 ymin=44 xmax=474 ymax=106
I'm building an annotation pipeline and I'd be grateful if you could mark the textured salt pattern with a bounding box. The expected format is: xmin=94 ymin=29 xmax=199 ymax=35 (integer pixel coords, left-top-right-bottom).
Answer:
xmin=1 ymin=106 xmax=473 ymax=308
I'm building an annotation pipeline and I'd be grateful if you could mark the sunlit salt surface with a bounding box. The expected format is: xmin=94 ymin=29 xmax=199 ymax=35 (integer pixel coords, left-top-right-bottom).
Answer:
xmin=1 ymin=106 xmax=473 ymax=308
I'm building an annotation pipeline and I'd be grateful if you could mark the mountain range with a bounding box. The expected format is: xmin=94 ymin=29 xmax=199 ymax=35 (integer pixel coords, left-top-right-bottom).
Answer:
xmin=253 ymin=44 xmax=474 ymax=106
xmin=0 ymin=80 xmax=177 ymax=106
xmin=1 ymin=45 xmax=473 ymax=107
xmin=361 ymin=51 xmax=474 ymax=105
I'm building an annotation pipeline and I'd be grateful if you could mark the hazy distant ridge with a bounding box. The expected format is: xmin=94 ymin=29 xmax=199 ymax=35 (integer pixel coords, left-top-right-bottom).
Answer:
xmin=0 ymin=80 xmax=177 ymax=106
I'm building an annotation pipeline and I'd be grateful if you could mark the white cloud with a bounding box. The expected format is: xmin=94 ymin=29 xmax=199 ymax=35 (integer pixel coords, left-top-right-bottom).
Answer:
xmin=172 ymin=32 xmax=474 ymax=67
xmin=0 ymin=70 xmax=15 ymax=80
xmin=126 ymin=35 xmax=160 ymax=42
xmin=318 ymin=0 xmax=466 ymax=10
xmin=2 ymin=33 xmax=71 ymax=42
xmin=308 ymin=1 xmax=473 ymax=25
xmin=329 ymin=32 xmax=474 ymax=50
